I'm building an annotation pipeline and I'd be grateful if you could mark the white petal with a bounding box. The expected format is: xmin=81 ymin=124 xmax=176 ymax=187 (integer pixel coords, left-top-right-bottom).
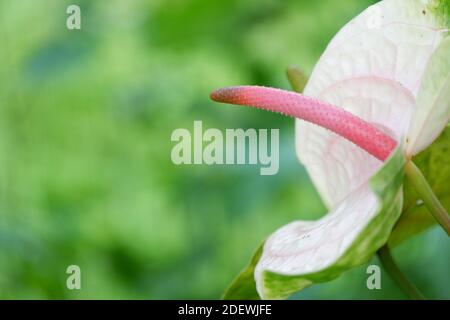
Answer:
xmin=255 ymin=182 xmax=402 ymax=299
xmin=256 ymin=185 xmax=377 ymax=274
xmin=297 ymin=0 xmax=447 ymax=208
xmin=254 ymin=145 xmax=406 ymax=299
xmin=407 ymin=37 xmax=450 ymax=155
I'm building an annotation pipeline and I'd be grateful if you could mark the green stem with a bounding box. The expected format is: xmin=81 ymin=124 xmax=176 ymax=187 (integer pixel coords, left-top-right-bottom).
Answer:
xmin=405 ymin=161 xmax=450 ymax=236
xmin=378 ymin=245 xmax=426 ymax=300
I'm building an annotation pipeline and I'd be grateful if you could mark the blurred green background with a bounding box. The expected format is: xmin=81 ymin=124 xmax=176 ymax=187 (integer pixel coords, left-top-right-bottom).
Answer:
xmin=0 ymin=0 xmax=448 ymax=299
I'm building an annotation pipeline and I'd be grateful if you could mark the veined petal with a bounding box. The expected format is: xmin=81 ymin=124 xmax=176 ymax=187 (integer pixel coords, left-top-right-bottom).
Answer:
xmin=407 ymin=36 xmax=450 ymax=156
xmin=297 ymin=0 xmax=447 ymax=208
xmin=255 ymin=145 xmax=405 ymax=299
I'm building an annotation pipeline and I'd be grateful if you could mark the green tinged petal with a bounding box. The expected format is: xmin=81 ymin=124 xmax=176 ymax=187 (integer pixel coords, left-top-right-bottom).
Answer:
xmin=258 ymin=147 xmax=405 ymax=299
xmin=223 ymin=147 xmax=406 ymax=300
xmin=427 ymin=0 xmax=450 ymax=27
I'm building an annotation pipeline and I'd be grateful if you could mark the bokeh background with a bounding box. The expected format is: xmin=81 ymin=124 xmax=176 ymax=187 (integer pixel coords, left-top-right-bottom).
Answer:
xmin=0 ymin=0 xmax=448 ymax=299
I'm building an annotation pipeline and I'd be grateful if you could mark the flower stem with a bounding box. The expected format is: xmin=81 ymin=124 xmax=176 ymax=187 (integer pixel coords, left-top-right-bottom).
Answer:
xmin=377 ymin=245 xmax=426 ymax=300
xmin=405 ymin=161 xmax=450 ymax=236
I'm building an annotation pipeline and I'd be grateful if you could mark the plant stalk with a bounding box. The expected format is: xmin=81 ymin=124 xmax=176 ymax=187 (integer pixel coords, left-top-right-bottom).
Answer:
xmin=405 ymin=161 xmax=450 ymax=236
xmin=378 ymin=245 xmax=426 ymax=300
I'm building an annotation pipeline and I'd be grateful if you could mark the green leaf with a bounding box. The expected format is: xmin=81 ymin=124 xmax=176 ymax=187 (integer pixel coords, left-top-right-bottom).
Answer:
xmin=222 ymin=243 xmax=263 ymax=300
xmin=389 ymin=125 xmax=450 ymax=246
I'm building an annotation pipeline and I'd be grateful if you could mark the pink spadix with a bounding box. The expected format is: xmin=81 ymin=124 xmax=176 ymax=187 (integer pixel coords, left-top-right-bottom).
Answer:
xmin=210 ymin=86 xmax=397 ymax=161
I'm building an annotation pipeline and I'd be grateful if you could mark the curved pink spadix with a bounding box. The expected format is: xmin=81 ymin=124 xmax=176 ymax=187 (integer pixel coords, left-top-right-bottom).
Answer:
xmin=210 ymin=86 xmax=397 ymax=161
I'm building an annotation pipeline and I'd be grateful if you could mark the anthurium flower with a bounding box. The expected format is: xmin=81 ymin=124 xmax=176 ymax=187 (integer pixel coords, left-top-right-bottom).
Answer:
xmin=210 ymin=0 xmax=449 ymax=299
